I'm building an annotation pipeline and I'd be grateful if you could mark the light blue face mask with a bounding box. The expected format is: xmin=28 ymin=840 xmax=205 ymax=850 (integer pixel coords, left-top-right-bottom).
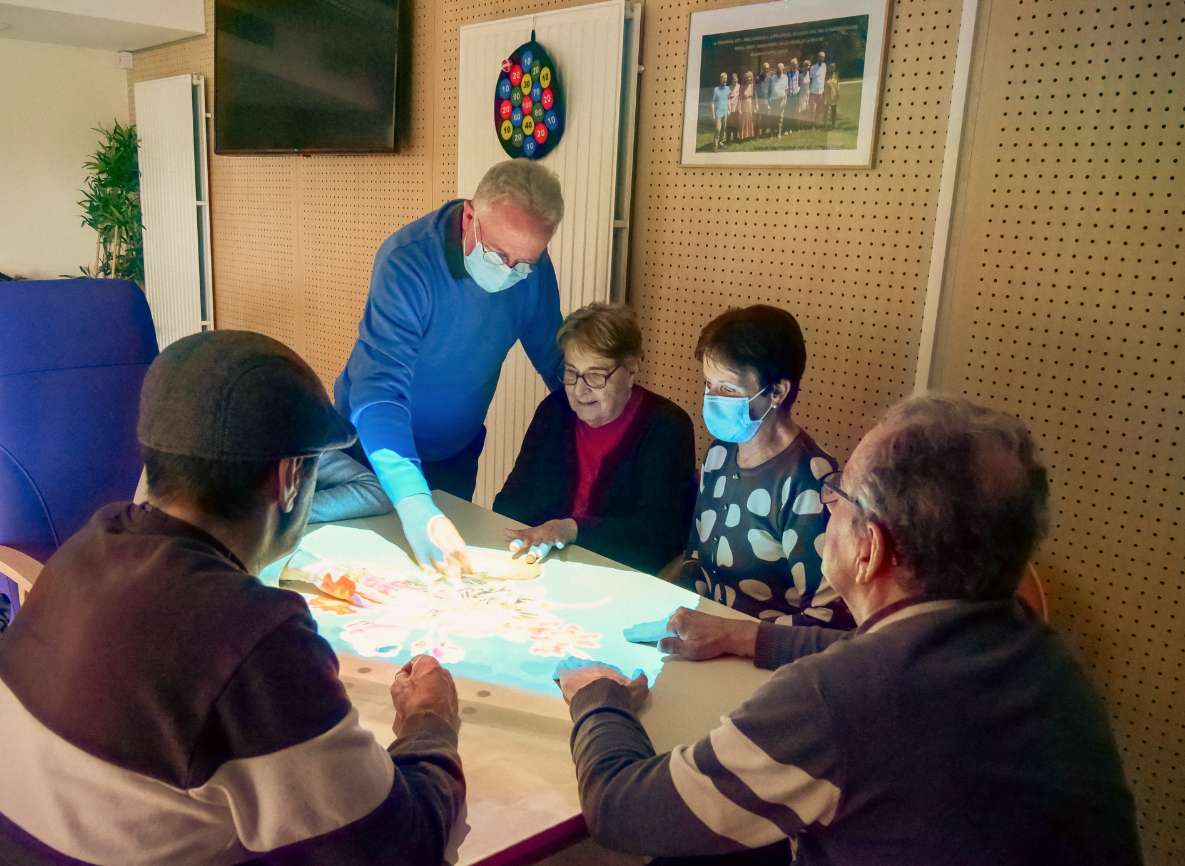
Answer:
xmin=702 ymin=386 xmax=772 ymax=443
xmin=464 ymin=214 xmax=532 ymax=294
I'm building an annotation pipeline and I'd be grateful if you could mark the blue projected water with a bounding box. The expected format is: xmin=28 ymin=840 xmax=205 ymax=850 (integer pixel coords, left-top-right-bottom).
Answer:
xmin=260 ymin=525 xmax=695 ymax=696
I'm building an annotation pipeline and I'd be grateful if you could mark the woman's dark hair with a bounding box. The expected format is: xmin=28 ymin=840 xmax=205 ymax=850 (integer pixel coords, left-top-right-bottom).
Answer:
xmin=695 ymin=305 xmax=807 ymax=399
xmin=142 ymin=447 xmax=285 ymax=522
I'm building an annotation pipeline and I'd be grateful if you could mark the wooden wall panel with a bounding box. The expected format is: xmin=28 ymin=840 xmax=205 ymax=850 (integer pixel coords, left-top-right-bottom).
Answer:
xmin=930 ymin=0 xmax=1183 ymax=861
xmin=629 ymin=0 xmax=967 ymax=463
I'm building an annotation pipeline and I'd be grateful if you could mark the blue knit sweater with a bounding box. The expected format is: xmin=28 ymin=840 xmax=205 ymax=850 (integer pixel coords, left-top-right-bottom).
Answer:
xmin=334 ymin=201 xmax=563 ymax=502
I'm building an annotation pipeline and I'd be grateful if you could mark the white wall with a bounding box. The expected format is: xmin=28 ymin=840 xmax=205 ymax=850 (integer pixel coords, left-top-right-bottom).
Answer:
xmin=3 ymin=0 xmax=204 ymax=33
xmin=0 ymin=39 xmax=128 ymax=280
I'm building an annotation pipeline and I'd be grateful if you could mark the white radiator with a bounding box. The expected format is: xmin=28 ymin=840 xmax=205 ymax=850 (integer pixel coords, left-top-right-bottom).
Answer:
xmin=134 ymin=74 xmax=213 ymax=350
xmin=459 ymin=0 xmax=642 ymax=508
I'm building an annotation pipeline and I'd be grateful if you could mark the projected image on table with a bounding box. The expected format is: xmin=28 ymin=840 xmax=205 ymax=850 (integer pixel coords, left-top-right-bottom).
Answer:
xmin=264 ymin=525 xmax=693 ymax=696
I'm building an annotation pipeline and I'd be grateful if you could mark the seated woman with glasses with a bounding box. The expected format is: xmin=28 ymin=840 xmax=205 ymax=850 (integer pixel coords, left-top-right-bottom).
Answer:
xmin=672 ymin=305 xmax=855 ymax=629
xmin=493 ymin=303 xmax=697 ymax=574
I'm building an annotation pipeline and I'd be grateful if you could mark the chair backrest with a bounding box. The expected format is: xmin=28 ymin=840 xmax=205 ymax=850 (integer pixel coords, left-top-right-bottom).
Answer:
xmin=0 ymin=546 xmax=42 ymax=606
xmin=0 ymin=279 xmax=158 ymax=563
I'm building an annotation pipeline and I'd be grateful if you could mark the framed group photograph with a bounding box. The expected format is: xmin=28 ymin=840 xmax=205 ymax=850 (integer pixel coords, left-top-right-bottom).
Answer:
xmin=680 ymin=0 xmax=891 ymax=168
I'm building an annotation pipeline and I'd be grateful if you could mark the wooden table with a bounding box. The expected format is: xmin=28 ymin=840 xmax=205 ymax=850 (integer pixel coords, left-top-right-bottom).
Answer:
xmin=271 ymin=492 xmax=774 ymax=866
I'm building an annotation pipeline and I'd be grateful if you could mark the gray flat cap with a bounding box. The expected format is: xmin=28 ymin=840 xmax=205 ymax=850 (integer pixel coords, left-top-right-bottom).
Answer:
xmin=138 ymin=330 xmax=356 ymax=460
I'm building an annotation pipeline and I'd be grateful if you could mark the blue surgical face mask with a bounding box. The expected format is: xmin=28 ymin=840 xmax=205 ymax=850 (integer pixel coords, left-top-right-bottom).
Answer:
xmin=702 ymin=386 xmax=772 ymax=443
xmin=464 ymin=214 xmax=532 ymax=294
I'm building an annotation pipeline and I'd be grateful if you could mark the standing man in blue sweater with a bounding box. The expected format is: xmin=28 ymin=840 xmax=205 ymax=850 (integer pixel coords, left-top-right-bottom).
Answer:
xmin=336 ymin=160 xmax=565 ymax=574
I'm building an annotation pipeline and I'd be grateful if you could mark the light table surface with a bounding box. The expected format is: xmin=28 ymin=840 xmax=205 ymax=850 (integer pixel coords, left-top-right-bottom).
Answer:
xmin=282 ymin=492 xmax=774 ymax=866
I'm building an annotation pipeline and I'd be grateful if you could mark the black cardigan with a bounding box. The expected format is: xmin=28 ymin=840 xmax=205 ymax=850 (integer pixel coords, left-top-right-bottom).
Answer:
xmin=492 ymin=387 xmax=697 ymax=575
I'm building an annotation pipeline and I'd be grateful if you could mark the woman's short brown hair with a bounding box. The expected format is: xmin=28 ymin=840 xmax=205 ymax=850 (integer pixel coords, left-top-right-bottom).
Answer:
xmin=556 ymin=303 xmax=642 ymax=361
xmin=695 ymin=304 xmax=806 ymax=397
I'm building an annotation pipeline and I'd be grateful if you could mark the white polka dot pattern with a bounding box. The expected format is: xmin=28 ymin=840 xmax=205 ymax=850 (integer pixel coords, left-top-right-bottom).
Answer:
xmin=782 ymin=529 xmax=798 ymax=557
xmin=792 ymin=489 xmax=823 ymax=515
xmin=739 ymin=579 xmax=773 ymax=601
xmin=747 ymin=529 xmax=783 ymax=562
xmin=792 ymin=562 xmax=807 ymax=593
xmin=746 ymin=488 xmax=771 ymax=517
xmin=717 ymin=536 xmax=733 ymax=567
xmin=682 ymin=431 xmax=838 ymax=622
xmin=810 ymin=457 xmax=832 ymax=480
xmin=784 ymin=561 xmax=807 ymax=604
xmin=814 ymin=533 xmax=826 ymax=557
xmin=698 ymin=510 xmax=716 ymax=542
xmin=758 ymin=609 xmax=783 ymax=620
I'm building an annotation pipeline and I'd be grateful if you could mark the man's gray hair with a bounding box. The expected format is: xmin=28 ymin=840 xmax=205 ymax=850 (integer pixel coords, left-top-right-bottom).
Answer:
xmin=472 ymin=159 xmax=564 ymax=233
xmin=851 ymin=393 xmax=1049 ymax=599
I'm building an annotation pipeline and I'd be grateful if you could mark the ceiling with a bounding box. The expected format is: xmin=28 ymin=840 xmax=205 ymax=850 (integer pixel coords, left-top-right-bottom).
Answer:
xmin=0 ymin=1 xmax=204 ymax=53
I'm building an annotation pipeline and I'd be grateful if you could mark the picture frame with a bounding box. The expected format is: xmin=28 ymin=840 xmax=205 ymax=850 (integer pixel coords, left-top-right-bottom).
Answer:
xmin=680 ymin=0 xmax=891 ymax=168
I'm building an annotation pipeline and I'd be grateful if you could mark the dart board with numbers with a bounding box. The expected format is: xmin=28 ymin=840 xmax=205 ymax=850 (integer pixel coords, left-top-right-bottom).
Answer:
xmin=495 ymin=34 xmax=564 ymax=159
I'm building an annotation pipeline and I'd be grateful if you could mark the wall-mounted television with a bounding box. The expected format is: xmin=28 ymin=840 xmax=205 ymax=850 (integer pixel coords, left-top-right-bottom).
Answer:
xmin=214 ymin=0 xmax=407 ymax=154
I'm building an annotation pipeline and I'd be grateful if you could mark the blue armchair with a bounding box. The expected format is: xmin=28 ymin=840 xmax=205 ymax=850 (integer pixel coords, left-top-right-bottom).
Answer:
xmin=0 ymin=279 xmax=158 ymax=589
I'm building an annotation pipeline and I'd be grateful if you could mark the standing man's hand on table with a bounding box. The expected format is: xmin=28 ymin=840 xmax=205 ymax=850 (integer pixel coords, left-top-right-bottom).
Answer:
xmin=395 ymin=493 xmax=473 ymax=577
xmin=555 ymin=657 xmax=649 ymax=710
xmin=391 ymin=654 xmax=460 ymax=735
xmin=504 ymin=518 xmax=577 ymax=564
xmin=659 ymin=606 xmax=759 ymax=661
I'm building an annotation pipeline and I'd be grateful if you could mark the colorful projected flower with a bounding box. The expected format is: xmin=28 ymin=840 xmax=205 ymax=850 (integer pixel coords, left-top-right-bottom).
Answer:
xmin=292 ymin=557 xmax=607 ymax=664
xmin=338 ymin=621 xmax=410 ymax=658
xmin=525 ymin=622 xmax=603 ymax=659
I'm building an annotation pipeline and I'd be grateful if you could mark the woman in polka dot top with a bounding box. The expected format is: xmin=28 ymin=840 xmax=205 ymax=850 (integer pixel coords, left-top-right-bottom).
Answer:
xmin=674 ymin=305 xmax=855 ymax=630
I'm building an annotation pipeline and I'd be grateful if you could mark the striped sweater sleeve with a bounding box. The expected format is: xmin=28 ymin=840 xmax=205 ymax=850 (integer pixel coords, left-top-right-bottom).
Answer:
xmin=569 ymin=666 xmax=843 ymax=857
xmin=193 ymin=612 xmax=464 ymax=864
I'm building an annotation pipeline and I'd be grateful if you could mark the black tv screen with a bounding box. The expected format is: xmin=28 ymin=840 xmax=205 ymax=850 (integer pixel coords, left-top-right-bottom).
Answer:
xmin=215 ymin=0 xmax=404 ymax=154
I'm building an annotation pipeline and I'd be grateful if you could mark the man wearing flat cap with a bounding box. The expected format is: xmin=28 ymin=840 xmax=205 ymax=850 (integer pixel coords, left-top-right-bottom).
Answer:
xmin=0 ymin=331 xmax=465 ymax=865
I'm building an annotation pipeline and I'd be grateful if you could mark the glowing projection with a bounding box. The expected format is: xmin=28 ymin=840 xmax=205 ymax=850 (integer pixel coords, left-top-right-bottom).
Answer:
xmin=261 ymin=525 xmax=693 ymax=695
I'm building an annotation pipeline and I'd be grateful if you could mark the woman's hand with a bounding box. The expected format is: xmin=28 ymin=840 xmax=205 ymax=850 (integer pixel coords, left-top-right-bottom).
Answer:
xmin=504 ymin=518 xmax=578 ymax=564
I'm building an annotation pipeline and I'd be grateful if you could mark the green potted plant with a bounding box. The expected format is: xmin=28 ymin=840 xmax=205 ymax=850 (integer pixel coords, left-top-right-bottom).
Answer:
xmin=77 ymin=120 xmax=144 ymax=285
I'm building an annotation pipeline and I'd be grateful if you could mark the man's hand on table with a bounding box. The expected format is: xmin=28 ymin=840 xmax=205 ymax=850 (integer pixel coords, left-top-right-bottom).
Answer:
xmin=659 ymin=607 xmax=760 ymax=661
xmin=395 ymin=493 xmax=473 ymax=577
xmin=554 ymin=658 xmax=648 ymax=710
xmin=390 ymin=654 xmax=460 ymax=735
xmin=504 ymin=518 xmax=578 ymax=564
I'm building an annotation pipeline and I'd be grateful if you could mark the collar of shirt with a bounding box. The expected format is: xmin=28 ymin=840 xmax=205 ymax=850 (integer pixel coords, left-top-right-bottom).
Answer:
xmin=443 ymin=200 xmax=468 ymax=280
xmin=857 ymin=596 xmax=963 ymax=636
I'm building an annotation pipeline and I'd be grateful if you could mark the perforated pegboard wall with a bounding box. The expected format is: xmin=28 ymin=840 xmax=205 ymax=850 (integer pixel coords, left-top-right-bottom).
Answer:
xmin=628 ymin=0 xmax=967 ymax=464
xmin=929 ymin=0 xmax=1183 ymax=861
xmin=128 ymin=0 xmax=444 ymax=388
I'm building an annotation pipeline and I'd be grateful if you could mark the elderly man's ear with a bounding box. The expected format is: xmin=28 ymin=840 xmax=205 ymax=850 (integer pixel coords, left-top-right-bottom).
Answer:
xmin=853 ymin=520 xmax=895 ymax=587
xmin=276 ymin=456 xmax=314 ymax=514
